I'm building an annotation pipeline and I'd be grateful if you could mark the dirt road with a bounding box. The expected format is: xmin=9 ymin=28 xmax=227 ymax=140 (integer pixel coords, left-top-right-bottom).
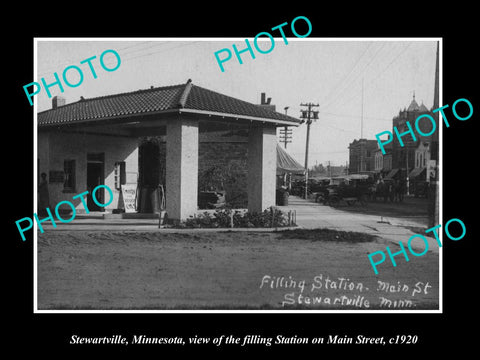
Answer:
xmin=37 ymin=229 xmax=439 ymax=310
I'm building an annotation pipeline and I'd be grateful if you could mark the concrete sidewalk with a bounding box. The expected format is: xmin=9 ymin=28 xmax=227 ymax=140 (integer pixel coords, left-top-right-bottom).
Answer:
xmin=278 ymin=195 xmax=427 ymax=230
xmin=278 ymin=196 xmax=440 ymax=254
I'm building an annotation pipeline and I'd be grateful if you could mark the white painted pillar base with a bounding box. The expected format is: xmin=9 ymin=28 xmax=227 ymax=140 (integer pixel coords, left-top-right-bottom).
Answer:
xmin=166 ymin=118 xmax=198 ymax=221
xmin=247 ymin=125 xmax=277 ymax=213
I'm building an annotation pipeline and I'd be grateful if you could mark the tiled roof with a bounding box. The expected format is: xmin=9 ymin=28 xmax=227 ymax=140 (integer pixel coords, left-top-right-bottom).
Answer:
xmin=38 ymin=80 xmax=301 ymax=127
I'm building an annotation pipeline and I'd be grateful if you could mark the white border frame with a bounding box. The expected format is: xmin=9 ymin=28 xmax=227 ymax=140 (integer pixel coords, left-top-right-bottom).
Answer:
xmin=33 ymin=37 xmax=443 ymax=314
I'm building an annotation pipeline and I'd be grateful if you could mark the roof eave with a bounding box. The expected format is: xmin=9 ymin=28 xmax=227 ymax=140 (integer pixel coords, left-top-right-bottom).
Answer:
xmin=37 ymin=108 xmax=181 ymax=128
xmin=178 ymin=108 xmax=301 ymax=126
xmin=37 ymin=107 xmax=301 ymax=129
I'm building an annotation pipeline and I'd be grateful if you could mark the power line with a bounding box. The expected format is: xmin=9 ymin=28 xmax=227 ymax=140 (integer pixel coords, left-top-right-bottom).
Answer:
xmin=36 ymin=41 xmax=155 ymax=77
xmin=115 ymin=41 xmax=161 ymax=53
xmin=318 ymin=111 xmax=388 ymax=122
xmin=329 ymin=42 xmax=413 ymax=110
xmin=322 ymin=42 xmax=390 ymax=110
xmin=322 ymin=123 xmax=358 ymax=134
xmin=116 ymin=41 xmax=185 ymax=57
xmin=290 ymin=150 xmax=349 ymax=155
xmin=118 ymin=42 xmax=201 ymax=63
xmin=36 ymin=41 xmax=202 ymax=79
xmin=320 ymin=42 xmax=373 ymax=107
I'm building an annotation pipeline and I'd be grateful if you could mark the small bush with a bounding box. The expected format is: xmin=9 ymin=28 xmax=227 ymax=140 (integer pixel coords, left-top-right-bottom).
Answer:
xmin=179 ymin=208 xmax=293 ymax=229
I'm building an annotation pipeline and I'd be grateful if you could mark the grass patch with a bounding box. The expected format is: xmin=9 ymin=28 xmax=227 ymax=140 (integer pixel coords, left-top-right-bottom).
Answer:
xmin=277 ymin=228 xmax=378 ymax=243
xmin=402 ymin=226 xmax=436 ymax=238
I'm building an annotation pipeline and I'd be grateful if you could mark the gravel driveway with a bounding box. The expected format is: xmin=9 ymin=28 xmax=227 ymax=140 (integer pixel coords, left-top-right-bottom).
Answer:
xmin=37 ymin=229 xmax=439 ymax=311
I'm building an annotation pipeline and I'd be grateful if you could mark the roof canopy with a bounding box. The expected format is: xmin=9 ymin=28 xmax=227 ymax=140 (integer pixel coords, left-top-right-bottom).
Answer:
xmin=38 ymin=79 xmax=301 ymax=128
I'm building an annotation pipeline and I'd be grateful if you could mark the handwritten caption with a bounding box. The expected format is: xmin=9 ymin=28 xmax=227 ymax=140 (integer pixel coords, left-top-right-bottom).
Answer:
xmin=260 ymin=274 xmax=432 ymax=309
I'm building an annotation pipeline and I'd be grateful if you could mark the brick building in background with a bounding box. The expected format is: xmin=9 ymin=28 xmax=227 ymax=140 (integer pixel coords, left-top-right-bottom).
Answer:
xmin=384 ymin=93 xmax=438 ymax=194
xmin=391 ymin=93 xmax=431 ymax=172
xmin=348 ymin=138 xmax=378 ymax=174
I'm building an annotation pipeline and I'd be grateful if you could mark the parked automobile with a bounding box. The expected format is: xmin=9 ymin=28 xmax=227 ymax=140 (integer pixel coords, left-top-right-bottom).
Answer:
xmin=198 ymin=191 xmax=226 ymax=209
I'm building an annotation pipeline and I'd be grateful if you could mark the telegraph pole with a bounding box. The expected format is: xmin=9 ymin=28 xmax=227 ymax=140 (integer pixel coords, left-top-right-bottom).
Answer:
xmin=279 ymin=127 xmax=292 ymax=148
xmin=361 ymin=77 xmax=364 ymax=139
xmin=279 ymin=107 xmax=292 ymax=148
xmin=429 ymin=41 xmax=440 ymax=227
xmin=300 ymin=102 xmax=319 ymax=199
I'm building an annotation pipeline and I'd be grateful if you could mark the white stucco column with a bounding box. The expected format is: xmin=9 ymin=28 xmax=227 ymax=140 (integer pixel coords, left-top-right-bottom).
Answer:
xmin=166 ymin=118 xmax=198 ymax=221
xmin=247 ymin=124 xmax=277 ymax=213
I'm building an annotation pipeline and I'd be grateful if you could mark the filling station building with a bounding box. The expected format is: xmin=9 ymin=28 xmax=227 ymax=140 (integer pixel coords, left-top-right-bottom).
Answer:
xmin=37 ymin=79 xmax=301 ymax=221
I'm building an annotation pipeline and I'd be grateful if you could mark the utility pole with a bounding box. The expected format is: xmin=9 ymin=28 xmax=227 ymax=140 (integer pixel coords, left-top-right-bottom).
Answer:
xmin=361 ymin=77 xmax=364 ymax=139
xmin=360 ymin=79 xmax=365 ymax=173
xmin=300 ymin=102 xmax=319 ymax=199
xmin=279 ymin=127 xmax=292 ymax=149
xmin=429 ymin=41 xmax=440 ymax=227
xmin=279 ymin=107 xmax=292 ymax=149
xmin=406 ymin=146 xmax=410 ymax=195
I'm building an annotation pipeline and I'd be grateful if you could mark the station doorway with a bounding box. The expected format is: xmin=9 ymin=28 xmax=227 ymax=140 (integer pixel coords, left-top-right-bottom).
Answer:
xmin=87 ymin=153 xmax=105 ymax=211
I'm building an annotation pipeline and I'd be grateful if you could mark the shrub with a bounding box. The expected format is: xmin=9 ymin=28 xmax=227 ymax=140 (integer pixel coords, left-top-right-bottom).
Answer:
xmin=178 ymin=207 xmax=293 ymax=229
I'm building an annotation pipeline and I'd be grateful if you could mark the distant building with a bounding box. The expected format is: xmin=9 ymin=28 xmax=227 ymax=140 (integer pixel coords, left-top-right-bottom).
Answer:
xmin=385 ymin=93 xmax=437 ymax=188
xmin=348 ymin=139 xmax=378 ymax=174
xmin=391 ymin=93 xmax=432 ymax=173
xmin=383 ymin=152 xmax=392 ymax=172
xmin=374 ymin=148 xmax=382 ymax=172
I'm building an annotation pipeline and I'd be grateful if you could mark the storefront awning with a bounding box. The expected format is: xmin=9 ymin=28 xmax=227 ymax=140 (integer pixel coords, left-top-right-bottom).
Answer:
xmin=346 ymin=174 xmax=370 ymax=180
xmin=384 ymin=168 xmax=399 ymax=180
xmin=277 ymin=144 xmax=305 ymax=175
xmin=409 ymin=167 xmax=426 ymax=179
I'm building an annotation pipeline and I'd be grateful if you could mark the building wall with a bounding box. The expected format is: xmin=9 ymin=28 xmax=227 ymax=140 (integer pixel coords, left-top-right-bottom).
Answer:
xmin=415 ymin=142 xmax=430 ymax=168
xmin=348 ymin=139 xmax=378 ymax=174
xmin=38 ymin=130 xmax=138 ymax=213
xmin=247 ymin=125 xmax=277 ymax=213
xmin=38 ymin=132 xmax=50 ymax=179
xmin=383 ymin=154 xmax=392 ymax=171
xmin=391 ymin=107 xmax=436 ymax=171
xmin=38 ymin=127 xmax=272 ymax=215
xmin=151 ymin=134 xmax=249 ymax=208
xmin=374 ymin=150 xmax=383 ymax=171
xmin=199 ymin=141 xmax=248 ymax=208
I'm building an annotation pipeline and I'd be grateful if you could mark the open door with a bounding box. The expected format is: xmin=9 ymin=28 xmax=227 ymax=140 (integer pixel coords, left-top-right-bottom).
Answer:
xmin=87 ymin=153 xmax=104 ymax=212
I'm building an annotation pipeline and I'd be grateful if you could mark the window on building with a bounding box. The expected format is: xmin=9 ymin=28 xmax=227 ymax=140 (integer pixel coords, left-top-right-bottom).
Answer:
xmin=63 ymin=159 xmax=76 ymax=192
xmin=114 ymin=161 xmax=126 ymax=190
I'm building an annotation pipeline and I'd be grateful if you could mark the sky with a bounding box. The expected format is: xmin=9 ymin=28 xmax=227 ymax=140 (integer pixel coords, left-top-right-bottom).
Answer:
xmin=35 ymin=38 xmax=438 ymax=168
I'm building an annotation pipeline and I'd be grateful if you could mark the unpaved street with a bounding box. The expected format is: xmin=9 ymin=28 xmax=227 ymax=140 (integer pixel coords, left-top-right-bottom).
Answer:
xmin=37 ymin=229 xmax=439 ymax=310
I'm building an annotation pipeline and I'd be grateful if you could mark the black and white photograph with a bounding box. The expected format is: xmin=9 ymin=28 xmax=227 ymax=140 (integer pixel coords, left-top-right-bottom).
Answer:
xmin=32 ymin=38 xmax=441 ymax=312
xmin=7 ymin=7 xmax=478 ymax=355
